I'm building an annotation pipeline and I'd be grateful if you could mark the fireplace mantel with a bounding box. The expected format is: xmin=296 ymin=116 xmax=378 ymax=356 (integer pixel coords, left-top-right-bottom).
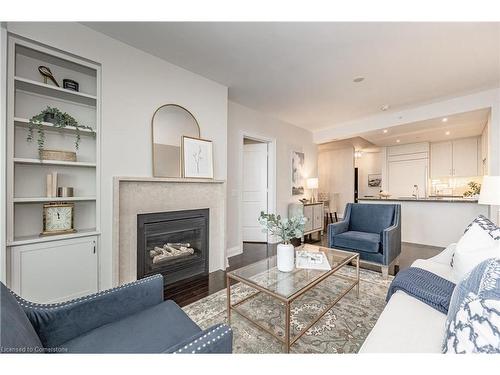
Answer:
xmin=112 ymin=176 xmax=226 ymax=286
xmin=114 ymin=176 xmax=225 ymax=184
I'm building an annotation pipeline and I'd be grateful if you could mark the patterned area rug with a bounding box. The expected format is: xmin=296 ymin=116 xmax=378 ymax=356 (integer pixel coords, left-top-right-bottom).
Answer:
xmin=183 ymin=266 xmax=393 ymax=353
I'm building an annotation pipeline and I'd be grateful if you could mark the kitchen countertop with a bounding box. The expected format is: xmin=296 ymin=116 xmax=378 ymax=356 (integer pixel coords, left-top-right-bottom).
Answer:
xmin=358 ymin=197 xmax=479 ymax=203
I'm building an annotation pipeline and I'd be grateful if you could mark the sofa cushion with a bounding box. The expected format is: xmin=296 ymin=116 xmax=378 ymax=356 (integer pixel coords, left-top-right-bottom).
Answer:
xmin=332 ymin=231 xmax=380 ymax=253
xmin=0 ymin=283 xmax=43 ymax=353
xmin=349 ymin=204 xmax=395 ymax=234
xmin=452 ymin=223 xmax=500 ymax=281
xmin=360 ymin=290 xmax=447 ymax=353
xmin=60 ymin=300 xmax=201 ymax=353
xmin=443 ymin=258 xmax=500 ymax=353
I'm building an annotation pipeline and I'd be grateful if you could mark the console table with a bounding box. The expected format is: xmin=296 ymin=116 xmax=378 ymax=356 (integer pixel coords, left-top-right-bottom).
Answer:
xmin=288 ymin=202 xmax=324 ymax=242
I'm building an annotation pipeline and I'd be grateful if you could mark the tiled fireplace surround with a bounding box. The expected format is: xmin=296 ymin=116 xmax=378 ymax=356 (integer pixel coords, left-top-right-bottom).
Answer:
xmin=112 ymin=177 xmax=226 ymax=285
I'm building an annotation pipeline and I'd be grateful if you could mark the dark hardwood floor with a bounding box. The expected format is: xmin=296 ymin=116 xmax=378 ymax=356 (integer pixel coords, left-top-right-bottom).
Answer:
xmin=169 ymin=238 xmax=443 ymax=307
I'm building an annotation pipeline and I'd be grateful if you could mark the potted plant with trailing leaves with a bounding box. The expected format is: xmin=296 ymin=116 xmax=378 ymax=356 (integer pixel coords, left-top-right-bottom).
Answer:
xmin=258 ymin=212 xmax=306 ymax=272
xmin=27 ymin=106 xmax=96 ymax=158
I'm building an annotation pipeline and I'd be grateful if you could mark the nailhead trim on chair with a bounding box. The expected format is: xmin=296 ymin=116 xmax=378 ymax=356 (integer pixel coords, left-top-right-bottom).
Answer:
xmin=174 ymin=325 xmax=232 ymax=354
xmin=10 ymin=274 xmax=163 ymax=310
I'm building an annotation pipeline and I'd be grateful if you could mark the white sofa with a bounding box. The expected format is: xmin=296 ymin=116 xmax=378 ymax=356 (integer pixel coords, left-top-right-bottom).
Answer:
xmin=360 ymin=244 xmax=457 ymax=353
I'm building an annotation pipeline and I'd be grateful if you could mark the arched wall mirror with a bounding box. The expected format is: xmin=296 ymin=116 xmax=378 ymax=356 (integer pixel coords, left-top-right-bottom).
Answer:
xmin=152 ymin=104 xmax=200 ymax=177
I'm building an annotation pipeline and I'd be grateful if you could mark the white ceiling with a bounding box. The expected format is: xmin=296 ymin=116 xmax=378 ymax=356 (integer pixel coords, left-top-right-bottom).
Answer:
xmin=83 ymin=22 xmax=500 ymax=131
xmin=359 ymin=108 xmax=490 ymax=147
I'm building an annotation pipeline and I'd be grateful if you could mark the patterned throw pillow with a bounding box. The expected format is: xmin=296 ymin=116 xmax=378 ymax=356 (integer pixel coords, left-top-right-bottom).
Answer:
xmin=443 ymin=258 xmax=500 ymax=353
xmin=451 ymin=215 xmax=500 ymax=267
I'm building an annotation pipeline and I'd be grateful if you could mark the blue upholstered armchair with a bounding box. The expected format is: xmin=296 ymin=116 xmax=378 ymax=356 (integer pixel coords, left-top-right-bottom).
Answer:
xmin=328 ymin=203 xmax=401 ymax=278
xmin=0 ymin=274 xmax=232 ymax=354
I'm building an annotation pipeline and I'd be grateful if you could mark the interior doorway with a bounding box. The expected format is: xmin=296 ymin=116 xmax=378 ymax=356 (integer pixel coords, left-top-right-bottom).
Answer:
xmin=238 ymin=133 xmax=276 ymax=247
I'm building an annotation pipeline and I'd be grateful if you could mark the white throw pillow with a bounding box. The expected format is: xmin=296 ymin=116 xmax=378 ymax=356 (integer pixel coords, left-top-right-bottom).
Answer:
xmin=453 ymin=223 xmax=500 ymax=281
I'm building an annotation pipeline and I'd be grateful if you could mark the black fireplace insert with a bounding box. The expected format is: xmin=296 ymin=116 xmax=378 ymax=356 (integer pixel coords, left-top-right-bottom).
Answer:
xmin=137 ymin=209 xmax=209 ymax=286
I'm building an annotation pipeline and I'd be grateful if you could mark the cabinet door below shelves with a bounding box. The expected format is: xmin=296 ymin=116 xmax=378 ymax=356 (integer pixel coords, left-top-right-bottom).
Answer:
xmin=430 ymin=141 xmax=453 ymax=178
xmin=10 ymin=236 xmax=98 ymax=303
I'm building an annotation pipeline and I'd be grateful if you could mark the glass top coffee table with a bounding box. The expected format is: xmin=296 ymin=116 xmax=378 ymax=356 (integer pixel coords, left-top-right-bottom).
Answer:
xmin=226 ymin=245 xmax=360 ymax=353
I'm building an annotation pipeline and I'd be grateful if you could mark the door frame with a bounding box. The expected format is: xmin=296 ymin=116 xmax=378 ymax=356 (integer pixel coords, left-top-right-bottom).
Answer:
xmin=236 ymin=131 xmax=277 ymax=255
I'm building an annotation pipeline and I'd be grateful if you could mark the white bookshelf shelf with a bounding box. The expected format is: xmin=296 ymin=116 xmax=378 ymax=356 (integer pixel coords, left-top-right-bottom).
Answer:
xmin=13 ymin=196 xmax=96 ymax=203
xmin=14 ymin=117 xmax=96 ymax=135
xmin=13 ymin=157 xmax=96 ymax=168
xmin=15 ymin=76 xmax=97 ymax=106
xmin=8 ymin=228 xmax=100 ymax=247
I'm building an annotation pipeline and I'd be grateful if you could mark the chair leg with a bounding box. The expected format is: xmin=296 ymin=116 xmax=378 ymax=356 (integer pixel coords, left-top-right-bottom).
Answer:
xmin=381 ymin=266 xmax=389 ymax=279
xmin=334 ymin=212 xmax=338 ymax=222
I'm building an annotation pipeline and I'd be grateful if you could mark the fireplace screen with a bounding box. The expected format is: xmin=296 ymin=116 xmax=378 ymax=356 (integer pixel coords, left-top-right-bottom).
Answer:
xmin=137 ymin=209 xmax=209 ymax=285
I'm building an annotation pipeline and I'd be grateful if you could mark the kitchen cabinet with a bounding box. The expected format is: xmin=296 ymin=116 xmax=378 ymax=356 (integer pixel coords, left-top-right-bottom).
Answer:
xmin=10 ymin=236 xmax=98 ymax=303
xmin=430 ymin=137 xmax=479 ymax=178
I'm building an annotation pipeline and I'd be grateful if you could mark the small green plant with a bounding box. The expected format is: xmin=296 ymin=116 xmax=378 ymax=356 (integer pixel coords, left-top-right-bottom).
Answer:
xmin=27 ymin=106 xmax=96 ymax=157
xmin=258 ymin=212 xmax=306 ymax=244
xmin=463 ymin=181 xmax=481 ymax=197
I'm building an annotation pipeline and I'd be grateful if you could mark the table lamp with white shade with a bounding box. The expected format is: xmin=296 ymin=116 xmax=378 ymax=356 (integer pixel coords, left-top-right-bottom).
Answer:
xmin=307 ymin=177 xmax=319 ymax=203
xmin=478 ymin=175 xmax=500 ymax=225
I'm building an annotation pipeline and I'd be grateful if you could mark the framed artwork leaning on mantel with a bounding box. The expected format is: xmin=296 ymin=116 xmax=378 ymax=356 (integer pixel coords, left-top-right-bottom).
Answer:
xmin=181 ymin=136 xmax=214 ymax=179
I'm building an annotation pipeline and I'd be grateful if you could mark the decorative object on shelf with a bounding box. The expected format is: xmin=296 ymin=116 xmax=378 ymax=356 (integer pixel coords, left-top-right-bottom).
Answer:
xmin=152 ymin=104 xmax=200 ymax=178
xmin=57 ymin=187 xmax=74 ymax=198
xmin=45 ymin=172 xmax=58 ymax=197
xmin=41 ymin=202 xmax=76 ymax=236
xmin=62 ymin=78 xmax=79 ymax=92
xmin=368 ymin=174 xmax=382 ymax=187
xmin=292 ymin=151 xmax=305 ymax=195
xmin=27 ymin=106 xmax=96 ymax=157
xmin=258 ymin=211 xmax=306 ymax=272
xmin=299 ymin=198 xmax=309 ymax=204
xmin=306 ymin=177 xmax=319 ymax=203
xmin=40 ymin=149 xmax=77 ymax=162
xmin=38 ymin=65 xmax=60 ymax=87
xmin=379 ymin=190 xmax=391 ymax=199
xmin=181 ymin=136 xmax=214 ymax=179
xmin=463 ymin=181 xmax=481 ymax=198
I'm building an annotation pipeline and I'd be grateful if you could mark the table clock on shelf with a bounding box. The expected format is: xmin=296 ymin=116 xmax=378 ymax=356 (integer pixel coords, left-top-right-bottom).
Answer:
xmin=41 ymin=202 xmax=76 ymax=236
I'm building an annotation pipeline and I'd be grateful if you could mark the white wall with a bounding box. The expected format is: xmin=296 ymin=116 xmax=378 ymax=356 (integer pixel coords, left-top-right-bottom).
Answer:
xmin=6 ymin=22 xmax=228 ymax=289
xmin=356 ymin=151 xmax=382 ymax=198
xmin=227 ymin=101 xmax=317 ymax=254
xmin=318 ymin=147 xmax=354 ymax=217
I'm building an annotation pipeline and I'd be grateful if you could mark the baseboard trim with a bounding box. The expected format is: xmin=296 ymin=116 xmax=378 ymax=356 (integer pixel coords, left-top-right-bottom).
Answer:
xmin=227 ymin=246 xmax=243 ymax=258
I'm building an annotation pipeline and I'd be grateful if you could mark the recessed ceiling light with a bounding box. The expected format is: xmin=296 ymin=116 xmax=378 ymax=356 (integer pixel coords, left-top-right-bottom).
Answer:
xmin=445 ymin=131 xmax=451 ymax=135
xmin=442 ymin=118 xmax=448 ymax=122
xmin=383 ymin=129 xmax=388 ymax=134
xmin=380 ymin=104 xmax=390 ymax=111
xmin=353 ymin=76 xmax=365 ymax=83
xmin=396 ymin=139 xmax=401 ymax=143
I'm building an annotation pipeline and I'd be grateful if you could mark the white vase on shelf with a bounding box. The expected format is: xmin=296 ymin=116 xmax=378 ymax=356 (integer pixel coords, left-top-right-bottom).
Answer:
xmin=277 ymin=243 xmax=295 ymax=272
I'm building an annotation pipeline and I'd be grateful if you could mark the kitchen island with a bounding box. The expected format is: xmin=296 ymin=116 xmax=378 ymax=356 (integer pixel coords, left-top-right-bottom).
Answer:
xmin=358 ymin=197 xmax=488 ymax=247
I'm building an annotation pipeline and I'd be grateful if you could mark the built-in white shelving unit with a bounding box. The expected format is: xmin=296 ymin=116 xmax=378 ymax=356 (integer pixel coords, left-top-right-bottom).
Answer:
xmin=6 ymin=36 xmax=101 ymax=302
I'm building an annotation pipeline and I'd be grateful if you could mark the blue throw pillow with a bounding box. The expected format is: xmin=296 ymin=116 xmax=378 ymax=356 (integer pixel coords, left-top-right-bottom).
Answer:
xmin=443 ymin=258 xmax=500 ymax=353
xmin=451 ymin=215 xmax=500 ymax=267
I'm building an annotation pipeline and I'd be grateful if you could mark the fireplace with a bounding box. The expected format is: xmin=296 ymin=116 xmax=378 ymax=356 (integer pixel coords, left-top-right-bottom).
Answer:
xmin=137 ymin=209 xmax=209 ymax=286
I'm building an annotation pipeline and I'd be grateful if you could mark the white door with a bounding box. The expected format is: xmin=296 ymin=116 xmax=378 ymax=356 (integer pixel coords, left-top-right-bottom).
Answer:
xmin=242 ymin=143 xmax=268 ymax=242
xmin=453 ymin=138 xmax=478 ymax=177
xmin=430 ymin=141 xmax=453 ymax=178
xmin=388 ymin=159 xmax=428 ymax=197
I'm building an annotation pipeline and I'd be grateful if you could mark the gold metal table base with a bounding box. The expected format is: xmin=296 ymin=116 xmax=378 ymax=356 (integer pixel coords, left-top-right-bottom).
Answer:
xmin=226 ymin=254 xmax=360 ymax=353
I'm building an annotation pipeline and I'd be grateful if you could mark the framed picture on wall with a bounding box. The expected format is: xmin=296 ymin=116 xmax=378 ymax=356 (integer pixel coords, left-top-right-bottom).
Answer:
xmin=291 ymin=151 xmax=305 ymax=195
xmin=368 ymin=173 xmax=382 ymax=187
xmin=181 ymin=136 xmax=214 ymax=179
